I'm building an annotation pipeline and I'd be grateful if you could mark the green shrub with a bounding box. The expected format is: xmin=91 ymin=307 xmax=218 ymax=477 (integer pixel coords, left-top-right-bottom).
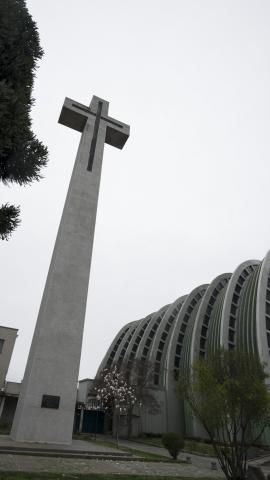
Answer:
xmin=162 ymin=432 xmax=184 ymax=460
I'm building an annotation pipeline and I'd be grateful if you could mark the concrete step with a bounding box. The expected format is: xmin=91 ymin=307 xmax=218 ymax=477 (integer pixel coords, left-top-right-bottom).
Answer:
xmin=0 ymin=446 xmax=138 ymax=461
xmin=0 ymin=444 xmax=131 ymax=456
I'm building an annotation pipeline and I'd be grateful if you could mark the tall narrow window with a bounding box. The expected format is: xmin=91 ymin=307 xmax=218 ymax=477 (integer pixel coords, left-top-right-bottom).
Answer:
xmin=0 ymin=339 xmax=5 ymax=353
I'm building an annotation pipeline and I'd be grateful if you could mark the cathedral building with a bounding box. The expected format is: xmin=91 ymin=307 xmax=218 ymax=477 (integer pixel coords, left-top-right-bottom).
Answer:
xmin=96 ymin=250 xmax=270 ymax=438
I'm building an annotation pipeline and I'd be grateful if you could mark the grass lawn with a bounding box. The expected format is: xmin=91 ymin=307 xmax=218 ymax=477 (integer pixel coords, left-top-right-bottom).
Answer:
xmin=82 ymin=437 xmax=175 ymax=461
xmin=73 ymin=434 xmax=174 ymax=461
xmin=136 ymin=437 xmax=215 ymax=456
xmin=0 ymin=474 xmax=215 ymax=480
xmin=74 ymin=433 xmax=214 ymax=459
xmin=183 ymin=440 xmax=214 ymax=456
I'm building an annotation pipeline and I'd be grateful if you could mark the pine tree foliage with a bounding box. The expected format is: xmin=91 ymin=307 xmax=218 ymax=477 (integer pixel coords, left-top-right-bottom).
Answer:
xmin=0 ymin=0 xmax=48 ymax=239
xmin=0 ymin=0 xmax=48 ymax=184
xmin=0 ymin=204 xmax=20 ymax=240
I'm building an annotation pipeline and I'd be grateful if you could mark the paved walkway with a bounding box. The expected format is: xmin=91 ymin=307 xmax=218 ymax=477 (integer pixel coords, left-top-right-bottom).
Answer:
xmin=0 ymin=454 xmax=223 ymax=477
xmin=0 ymin=435 xmax=224 ymax=477
xmin=1 ymin=434 xmax=270 ymax=477
xmin=116 ymin=437 xmax=219 ymax=469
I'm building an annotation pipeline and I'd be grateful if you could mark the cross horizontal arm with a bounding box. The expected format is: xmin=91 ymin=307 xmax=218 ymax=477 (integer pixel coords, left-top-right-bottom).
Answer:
xmin=58 ymin=98 xmax=88 ymax=132
xmin=105 ymin=120 xmax=129 ymax=149
xmin=58 ymin=97 xmax=130 ymax=149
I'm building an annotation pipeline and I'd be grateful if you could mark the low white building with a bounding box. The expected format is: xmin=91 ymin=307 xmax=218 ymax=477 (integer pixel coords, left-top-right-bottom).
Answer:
xmin=0 ymin=326 xmax=20 ymax=430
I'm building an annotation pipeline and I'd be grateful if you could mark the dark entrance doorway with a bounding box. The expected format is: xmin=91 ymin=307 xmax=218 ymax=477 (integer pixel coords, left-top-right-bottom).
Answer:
xmin=83 ymin=410 xmax=104 ymax=434
xmin=74 ymin=408 xmax=105 ymax=434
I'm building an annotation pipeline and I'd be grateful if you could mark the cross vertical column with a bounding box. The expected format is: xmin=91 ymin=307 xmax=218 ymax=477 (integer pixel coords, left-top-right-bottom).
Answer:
xmin=11 ymin=95 xmax=129 ymax=445
xmin=87 ymin=97 xmax=108 ymax=172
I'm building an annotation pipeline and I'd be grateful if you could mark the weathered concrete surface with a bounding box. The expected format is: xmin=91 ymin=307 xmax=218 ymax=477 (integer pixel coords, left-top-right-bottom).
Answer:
xmin=11 ymin=96 xmax=129 ymax=445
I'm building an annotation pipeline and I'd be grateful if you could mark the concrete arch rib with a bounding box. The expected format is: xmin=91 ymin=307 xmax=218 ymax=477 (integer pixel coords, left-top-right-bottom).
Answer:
xmin=148 ymin=296 xmax=187 ymax=388
xmin=113 ymin=321 xmax=139 ymax=364
xmin=256 ymin=250 xmax=270 ymax=378
xmin=135 ymin=304 xmax=170 ymax=362
xmin=220 ymin=260 xmax=260 ymax=350
xmin=164 ymin=285 xmax=207 ymax=436
xmin=122 ymin=314 xmax=153 ymax=364
xmin=96 ymin=321 xmax=137 ymax=377
xmin=165 ymin=284 xmax=208 ymax=386
xmin=236 ymin=265 xmax=261 ymax=354
xmin=190 ymin=273 xmax=231 ymax=366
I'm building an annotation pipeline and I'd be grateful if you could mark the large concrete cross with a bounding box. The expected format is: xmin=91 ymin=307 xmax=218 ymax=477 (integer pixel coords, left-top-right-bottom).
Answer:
xmin=11 ymin=95 xmax=129 ymax=445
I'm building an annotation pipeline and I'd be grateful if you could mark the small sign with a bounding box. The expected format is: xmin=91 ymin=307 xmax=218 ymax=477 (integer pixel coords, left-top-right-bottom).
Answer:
xmin=41 ymin=395 xmax=60 ymax=409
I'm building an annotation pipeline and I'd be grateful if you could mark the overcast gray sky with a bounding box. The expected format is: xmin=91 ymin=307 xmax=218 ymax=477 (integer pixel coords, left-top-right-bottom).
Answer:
xmin=1 ymin=0 xmax=270 ymax=382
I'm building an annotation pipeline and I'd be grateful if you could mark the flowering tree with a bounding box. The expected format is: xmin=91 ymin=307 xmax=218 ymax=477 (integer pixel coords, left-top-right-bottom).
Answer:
xmin=120 ymin=359 xmax=161 ymax=438
xmin=95 ymin=365 xmax=137 ymax=443
xmin=94 ymin=360 xmax=160 ymax=438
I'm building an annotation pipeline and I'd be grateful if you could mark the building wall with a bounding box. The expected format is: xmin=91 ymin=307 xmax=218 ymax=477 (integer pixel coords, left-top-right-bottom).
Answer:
xmin=141 ymin=389 xmax=167 ymax=435
xmin=0 ymin=326 xmax=18 ymax=389
xmin=0 ymin=396 xmax=18 ymax=428
xmin=0 ymin=383 xmax=21 ymax=430
xmin=77 ymin=379 xmax=93 ymax=403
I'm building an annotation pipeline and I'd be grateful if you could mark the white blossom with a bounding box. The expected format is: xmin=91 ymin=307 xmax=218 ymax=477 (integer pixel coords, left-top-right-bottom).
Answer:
xmin=96 ymin=365 xmax=137 ymax=416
